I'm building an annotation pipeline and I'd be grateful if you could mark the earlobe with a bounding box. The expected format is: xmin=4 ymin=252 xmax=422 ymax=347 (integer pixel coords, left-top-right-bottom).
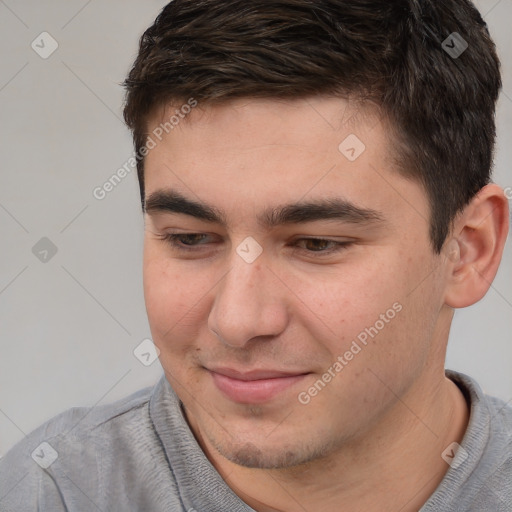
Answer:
xmin=444 ymin=184 xmax=509 ymax=309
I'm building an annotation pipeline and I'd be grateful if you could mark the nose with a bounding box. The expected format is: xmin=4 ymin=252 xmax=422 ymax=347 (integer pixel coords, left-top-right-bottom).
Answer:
xmin=208 ymin=254 xmax=289 ymax=348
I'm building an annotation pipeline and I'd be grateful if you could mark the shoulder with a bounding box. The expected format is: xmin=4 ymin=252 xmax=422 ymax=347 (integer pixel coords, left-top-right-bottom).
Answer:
xmin=446 ymin=370 xmax=512 ymax=510
xmin=477 ymin=393 xmax=512 ymax=508
xmin=450 ymin=370 xmax=512 ymax=457
xmin=16 ymin=382 xmax=155 ymax=449
xmin=485 ymin=393 xmax=512 ymax=432
xmin=0 ymin=383 xmax=159 ymax=510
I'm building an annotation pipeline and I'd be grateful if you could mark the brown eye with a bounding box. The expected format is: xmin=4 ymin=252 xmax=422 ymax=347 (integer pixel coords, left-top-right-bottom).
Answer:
xmin=299 ymin=239 xmax=334 ymax=252
xmin=293 ymin=238 xmax=351 ymax=254
xmin=174 ymin=234 xmax=209 ymax=246
xmin=161 ymin=233 xmax=211 ymax=250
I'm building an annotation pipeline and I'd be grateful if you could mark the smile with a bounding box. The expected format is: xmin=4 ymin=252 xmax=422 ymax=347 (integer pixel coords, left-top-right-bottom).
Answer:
xmin=207 ymin=368 xmax=310 ymax=404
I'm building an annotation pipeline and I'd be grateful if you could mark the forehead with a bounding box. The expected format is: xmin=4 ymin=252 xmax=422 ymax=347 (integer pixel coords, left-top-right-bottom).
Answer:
xmin=147 ymin=96 xmax=384 ymax=149
xmin=143 ymin=97 xmax=428 ymax=230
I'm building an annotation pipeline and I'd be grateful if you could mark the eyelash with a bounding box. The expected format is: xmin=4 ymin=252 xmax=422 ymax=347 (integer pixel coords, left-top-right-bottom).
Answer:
xmin=158 ymin=233 xmax=353 ymax=256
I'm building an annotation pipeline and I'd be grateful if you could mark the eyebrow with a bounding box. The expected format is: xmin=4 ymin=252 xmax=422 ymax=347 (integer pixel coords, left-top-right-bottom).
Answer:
xmin=144 ymin=189 xmax=385 ymax=229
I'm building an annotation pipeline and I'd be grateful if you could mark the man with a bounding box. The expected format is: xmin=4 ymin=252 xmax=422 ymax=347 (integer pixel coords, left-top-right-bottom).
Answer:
xmin=1 ymin=0 xmax=510 ymax=510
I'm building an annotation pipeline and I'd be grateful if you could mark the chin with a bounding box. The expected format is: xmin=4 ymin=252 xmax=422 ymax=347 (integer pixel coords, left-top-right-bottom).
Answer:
xmin=209 ymin=430 xmax=334 ymax=470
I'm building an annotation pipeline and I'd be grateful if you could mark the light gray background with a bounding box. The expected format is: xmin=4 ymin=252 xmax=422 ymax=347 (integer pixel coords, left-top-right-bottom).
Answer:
xmin=0 ymin=0 xmax=510 ymax=456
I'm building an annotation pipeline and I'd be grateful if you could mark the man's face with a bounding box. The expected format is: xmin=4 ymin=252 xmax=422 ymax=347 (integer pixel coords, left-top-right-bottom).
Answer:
xmin=143 ymin=97 xmax=449 ymax=469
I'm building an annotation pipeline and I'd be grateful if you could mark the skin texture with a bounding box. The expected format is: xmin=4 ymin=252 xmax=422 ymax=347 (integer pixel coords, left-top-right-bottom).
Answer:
xmin=142 ymin=96 xmax=509 ymax=512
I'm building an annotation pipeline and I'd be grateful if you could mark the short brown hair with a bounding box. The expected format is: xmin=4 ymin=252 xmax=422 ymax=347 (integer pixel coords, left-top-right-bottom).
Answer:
xmin=122 ymin=0 xmax=501 ymax=252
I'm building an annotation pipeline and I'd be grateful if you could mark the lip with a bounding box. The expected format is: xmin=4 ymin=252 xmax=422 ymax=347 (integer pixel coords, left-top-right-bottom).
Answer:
xmin=207 ymin=367 xmax=310 ymax=404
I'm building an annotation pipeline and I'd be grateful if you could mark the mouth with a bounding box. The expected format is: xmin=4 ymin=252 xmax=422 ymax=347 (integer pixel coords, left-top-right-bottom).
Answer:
xmin=206 ymin=367 xmax=311 ymax=404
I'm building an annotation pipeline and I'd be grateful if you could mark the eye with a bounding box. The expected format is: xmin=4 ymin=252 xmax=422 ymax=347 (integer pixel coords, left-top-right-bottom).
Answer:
xmin=157 ymin=232 xmax=353 ymax=258
xmin=292 ymin=238 xmax=353 ymax=255
xmin=160 ymin=233 xmax=212 ymax=251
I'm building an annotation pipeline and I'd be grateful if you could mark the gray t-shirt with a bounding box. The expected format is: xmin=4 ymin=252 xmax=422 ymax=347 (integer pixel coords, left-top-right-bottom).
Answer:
xmin=1 ymin=370 xmax=511 ymax=511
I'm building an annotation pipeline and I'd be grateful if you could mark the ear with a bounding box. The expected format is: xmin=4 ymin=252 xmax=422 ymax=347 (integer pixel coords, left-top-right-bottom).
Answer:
xmin=443 ymin=184 xmax=510 ymax=308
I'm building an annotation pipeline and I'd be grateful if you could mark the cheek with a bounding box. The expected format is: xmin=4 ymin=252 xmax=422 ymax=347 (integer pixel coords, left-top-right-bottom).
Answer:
xmin=301 ymin=253 xmax=425 ymax=375
xmin=337 ymin=254 xmax=443 ymax=394
xmin=293 ymin=256 xmax=402 ymax=343
xmin=143 ymin=247 xmax=213 ymax=352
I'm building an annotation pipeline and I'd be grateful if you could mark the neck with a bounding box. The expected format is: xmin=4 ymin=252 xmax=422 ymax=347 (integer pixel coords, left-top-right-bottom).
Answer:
xmin=187 ymin=367 xmax=469 ymax=512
